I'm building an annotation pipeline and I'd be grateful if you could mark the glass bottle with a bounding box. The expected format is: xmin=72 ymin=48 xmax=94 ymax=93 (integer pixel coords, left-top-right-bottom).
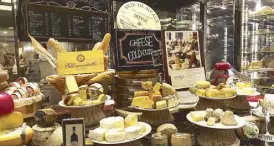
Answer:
xmin=70 ymin=126 xmax=78 ymax=146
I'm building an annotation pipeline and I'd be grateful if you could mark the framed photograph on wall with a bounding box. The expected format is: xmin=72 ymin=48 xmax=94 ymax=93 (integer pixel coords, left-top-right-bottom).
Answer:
xmin=163 ymin=31 xmax=206 ymax=89
xmin=62 ymin=118 xmax=85 ymax=146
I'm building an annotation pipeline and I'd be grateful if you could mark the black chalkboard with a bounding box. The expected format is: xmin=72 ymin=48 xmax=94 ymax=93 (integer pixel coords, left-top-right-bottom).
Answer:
xmin=115 ymin=30 xmax=162 ymax=70
xmin=20 ymin=3 xmax=108 ymax=41
xmin=28 ymin=0 xmax=109 ymax=11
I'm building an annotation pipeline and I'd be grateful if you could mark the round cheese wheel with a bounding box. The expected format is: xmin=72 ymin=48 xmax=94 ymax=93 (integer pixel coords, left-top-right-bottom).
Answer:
xmin=116 ymin=1 xmax=161 ymax=30
xmin=157 ymin=123 xmax=178 ymax=137
xmin=105 ymin=128 xmax=126 ymax=143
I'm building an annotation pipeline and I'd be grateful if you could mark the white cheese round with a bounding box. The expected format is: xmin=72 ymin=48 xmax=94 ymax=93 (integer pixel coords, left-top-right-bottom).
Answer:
xmin=117 ymin=1 xmax=161 ymax=30
xmin=88 ymin=128 xmax=108 ymax=141
xmin=99 ymin=116 xmax=125 ymax=129
xmin=125 ymin=126 xmax=142 ymax=140
xmin=105 ymin=128 xmax=126 ymax=143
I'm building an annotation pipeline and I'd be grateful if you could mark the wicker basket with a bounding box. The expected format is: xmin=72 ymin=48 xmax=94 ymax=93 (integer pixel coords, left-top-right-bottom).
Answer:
xmin=46 ymin=70 xmax=115 ymax=95
xmin=0 ymin=83 xmax=8 ymax=92
xmin=14 ymin=93 xmax=44 ymax=118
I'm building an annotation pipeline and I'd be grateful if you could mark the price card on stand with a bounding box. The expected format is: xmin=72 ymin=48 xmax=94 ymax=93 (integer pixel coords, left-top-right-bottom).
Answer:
xmin=57 ymin=50 xmax=104 ymax=75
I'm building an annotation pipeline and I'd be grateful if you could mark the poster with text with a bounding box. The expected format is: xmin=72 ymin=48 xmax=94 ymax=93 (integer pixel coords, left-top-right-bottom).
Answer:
xmin=165 ymin=31 xmax=205 ymax=89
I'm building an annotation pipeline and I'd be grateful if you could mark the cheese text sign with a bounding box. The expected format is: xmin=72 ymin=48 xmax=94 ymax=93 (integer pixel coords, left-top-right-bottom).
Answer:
xmin=115 ymin=30 xmax=162 ymax=70
xmin=57 ymin=50 xmax=104 ymax=75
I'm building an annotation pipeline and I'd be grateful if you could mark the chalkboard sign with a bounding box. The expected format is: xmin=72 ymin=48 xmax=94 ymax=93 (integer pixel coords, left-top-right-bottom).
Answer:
xmin=115 ymin=30 xmax=162 ymax=70
xmin=21 ymin=3 xmax=108 ymax=41
xmin=28 ymin=0 xmax=109 ymax=11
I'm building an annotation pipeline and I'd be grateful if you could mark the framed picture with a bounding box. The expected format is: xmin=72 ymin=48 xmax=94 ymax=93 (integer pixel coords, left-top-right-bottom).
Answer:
xmin=163 ymin=31 xmax=206 ymax=89
xmin=62 ymin=118 xmax=85 ymax=146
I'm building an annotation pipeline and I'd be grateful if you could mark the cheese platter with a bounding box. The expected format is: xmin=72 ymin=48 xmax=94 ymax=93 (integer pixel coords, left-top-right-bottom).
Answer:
xmin=187 ymin=110 xmax=246 ymax=129
xmin=58 ymin=95 xmax=111 ymax=108
xmin=91 ymin=122 xmax=151 ymax=144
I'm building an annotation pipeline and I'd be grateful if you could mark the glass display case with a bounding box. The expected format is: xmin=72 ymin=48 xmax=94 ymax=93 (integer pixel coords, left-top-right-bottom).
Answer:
xmin=205 ymin=0 xmax=236 ymax=72
xmin=241 ymin=0 xmax=274 ymax=92
xmin=112 ymin=0 xmax=204 ymax=31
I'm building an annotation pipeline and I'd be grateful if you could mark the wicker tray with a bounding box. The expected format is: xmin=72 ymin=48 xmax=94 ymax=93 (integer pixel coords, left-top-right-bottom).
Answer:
xmin=14 ymin=93 xmax=44 ymax=118
xmin=46 ymin=70 xmax=115 ymax=95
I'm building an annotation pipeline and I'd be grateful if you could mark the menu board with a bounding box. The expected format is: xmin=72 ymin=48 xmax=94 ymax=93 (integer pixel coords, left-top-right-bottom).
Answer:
xmin=21 ymin=3 xmax=108 ymax=41
xmin=115 ymin=30 xmax=162 ymax=70
xmin=28 ymin=0 xmax=109 ymax=11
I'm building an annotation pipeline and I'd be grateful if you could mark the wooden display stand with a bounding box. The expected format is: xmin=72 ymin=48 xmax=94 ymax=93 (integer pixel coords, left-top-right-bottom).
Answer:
xmin=226 ymin=95 xmax=251 ymax=114
xmin=195 ymin=98 xmax=227 ymax=111
xmin=197 ymin=128 xmax=240 ymax=146
xmin=140 ymin=109 xmax=174 ymax=127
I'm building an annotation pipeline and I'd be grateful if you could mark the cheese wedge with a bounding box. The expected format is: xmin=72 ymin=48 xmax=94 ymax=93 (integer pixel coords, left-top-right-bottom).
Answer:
xmin=153 ymin=82 xmax=162 ymax=92
xmin=141 ymin=81 xmax=153 ymax=90
xmin=97 ymin=94 xmax=107 ymax=102
xmin=125 ymin=114 xmax=138 ymax=127
xmin=65 ymin=76 xmax=79 ymax=94
xmin=89 ymin=128 xmax=107 ymax=142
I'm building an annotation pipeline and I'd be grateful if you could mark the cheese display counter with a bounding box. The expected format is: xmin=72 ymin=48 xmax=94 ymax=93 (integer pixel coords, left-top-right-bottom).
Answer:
xmin=1 ymin=0 xmax=274 ymax=146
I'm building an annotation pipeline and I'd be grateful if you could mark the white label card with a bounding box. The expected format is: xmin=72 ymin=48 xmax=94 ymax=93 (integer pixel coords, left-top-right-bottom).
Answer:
xmin=171 ymin=67 xmax=206 ymax=89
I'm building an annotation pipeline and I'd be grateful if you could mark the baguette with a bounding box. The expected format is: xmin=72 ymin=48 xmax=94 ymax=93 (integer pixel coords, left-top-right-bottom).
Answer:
xmin=48 ymin=38 xmax=67 ymax=53
xmin=29 ymin=35 xmax=57 ymax=68
xmin=92 ymin=42 xmax=102 ymax=50
xmin=100 ymin=33 xmax=111 ymax=54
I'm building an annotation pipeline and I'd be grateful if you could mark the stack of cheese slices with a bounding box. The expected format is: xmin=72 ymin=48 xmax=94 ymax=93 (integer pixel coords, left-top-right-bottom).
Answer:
xmin=62 ymin=75 xmax=109 ymax=106
xmin=131 ymin=82 xmax=179 ymax=110
xmin=4 ymin=77 xmax=40 ymax=100
xmin=0 ymin=93 xmax=33 ymax=146
xmin=89 ymin=114 xmax=148 ymax=143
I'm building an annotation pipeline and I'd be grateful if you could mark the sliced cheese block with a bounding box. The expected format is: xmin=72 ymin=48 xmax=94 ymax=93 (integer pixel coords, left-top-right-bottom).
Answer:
xmin=65 ymin=76 xmax=79 ymax=94
xmin=190 ymin=111 xmax=204 ymax=122
xmin=73 ymin=97 xmax=83 ymax=106
xmin=0 ymin=111 xmax=23 ymax=130
xmin=100 ymin=117 xmax=124 ymax=129
xmin=166 ymin=96 xmax=178 ymax=107
xmin=125 ymin=114 xmax=138 ymax=127
xmin=87 ymin=100 xmax=101 ymax=105
xmin=150 ymin=94 xmax=162 ymax=103
xmin=162 ymin=83 xmax=176 ymax=97
xmin=78 ymin=85 xmax=87 ymax=101
xmin=156 ymin=100 xmax=167 ymax=109
xmin=105 ymin=128 xmax=126 ymax=143
xmin=89 ymin=128 xmax=107 ymax=142
xmin=125 ymin=126 xmax=142 ymax=140
xmin=0 ymin=126 xmax=33 ymax=146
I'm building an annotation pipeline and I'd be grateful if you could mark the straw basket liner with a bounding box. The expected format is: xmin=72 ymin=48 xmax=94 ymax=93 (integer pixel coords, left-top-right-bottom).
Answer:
xmin=14 ymin=93 xmax=44 ymax=118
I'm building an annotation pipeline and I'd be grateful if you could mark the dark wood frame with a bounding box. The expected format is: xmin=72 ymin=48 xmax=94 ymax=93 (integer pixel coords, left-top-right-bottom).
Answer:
xmin=62 ymin=118 xmax=85 ymax=146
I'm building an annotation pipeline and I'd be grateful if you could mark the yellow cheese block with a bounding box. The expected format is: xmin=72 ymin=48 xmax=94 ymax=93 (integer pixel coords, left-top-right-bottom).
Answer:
xmin=67 ymin=94 xmax=79 ymax=106
xmin=156 ymin=100 xmax=167 ymax=109
xmin=132 ymin=96 xmax=148 ymax=107
xmin=73 ymin=97 xmax=83 ymax=106
xmin=0 ymin=126 xmax=33 ymax=146
xmin=134 ymin=91 xmax=149 ymax=97
xmin=78 ymin=90 xmax=87 ymax=101
xmin=141 ymin=99 xmax=154 ymax=109
xmin=0 ymin=112 xmax=23 ymax=130
xmin=162 ymin=83 xmax=176 ymax=97
xmin=65 ymin=76 xmax=79 ymax=94
xmin=196 ymin=81 xmax=211 ymax=89
xmin=190 ymin=111 xmax=204 ymax=122
xmin=125 ymin=114 xmax=138 ymax=127
xmin=153 ymin=82 xmax=162 ymax=92
xmin=141 ymin=81 xmax=153 ymax=90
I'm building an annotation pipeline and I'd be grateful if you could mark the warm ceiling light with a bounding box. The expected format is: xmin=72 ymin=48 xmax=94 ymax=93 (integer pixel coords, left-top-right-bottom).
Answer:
xmin=1 ymin=0 xmax=11 ymax=3
xmin=0 ymin=5 xmax=12 ymax=11
xmin=3 ymin=31 xmax=7 ymax=34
